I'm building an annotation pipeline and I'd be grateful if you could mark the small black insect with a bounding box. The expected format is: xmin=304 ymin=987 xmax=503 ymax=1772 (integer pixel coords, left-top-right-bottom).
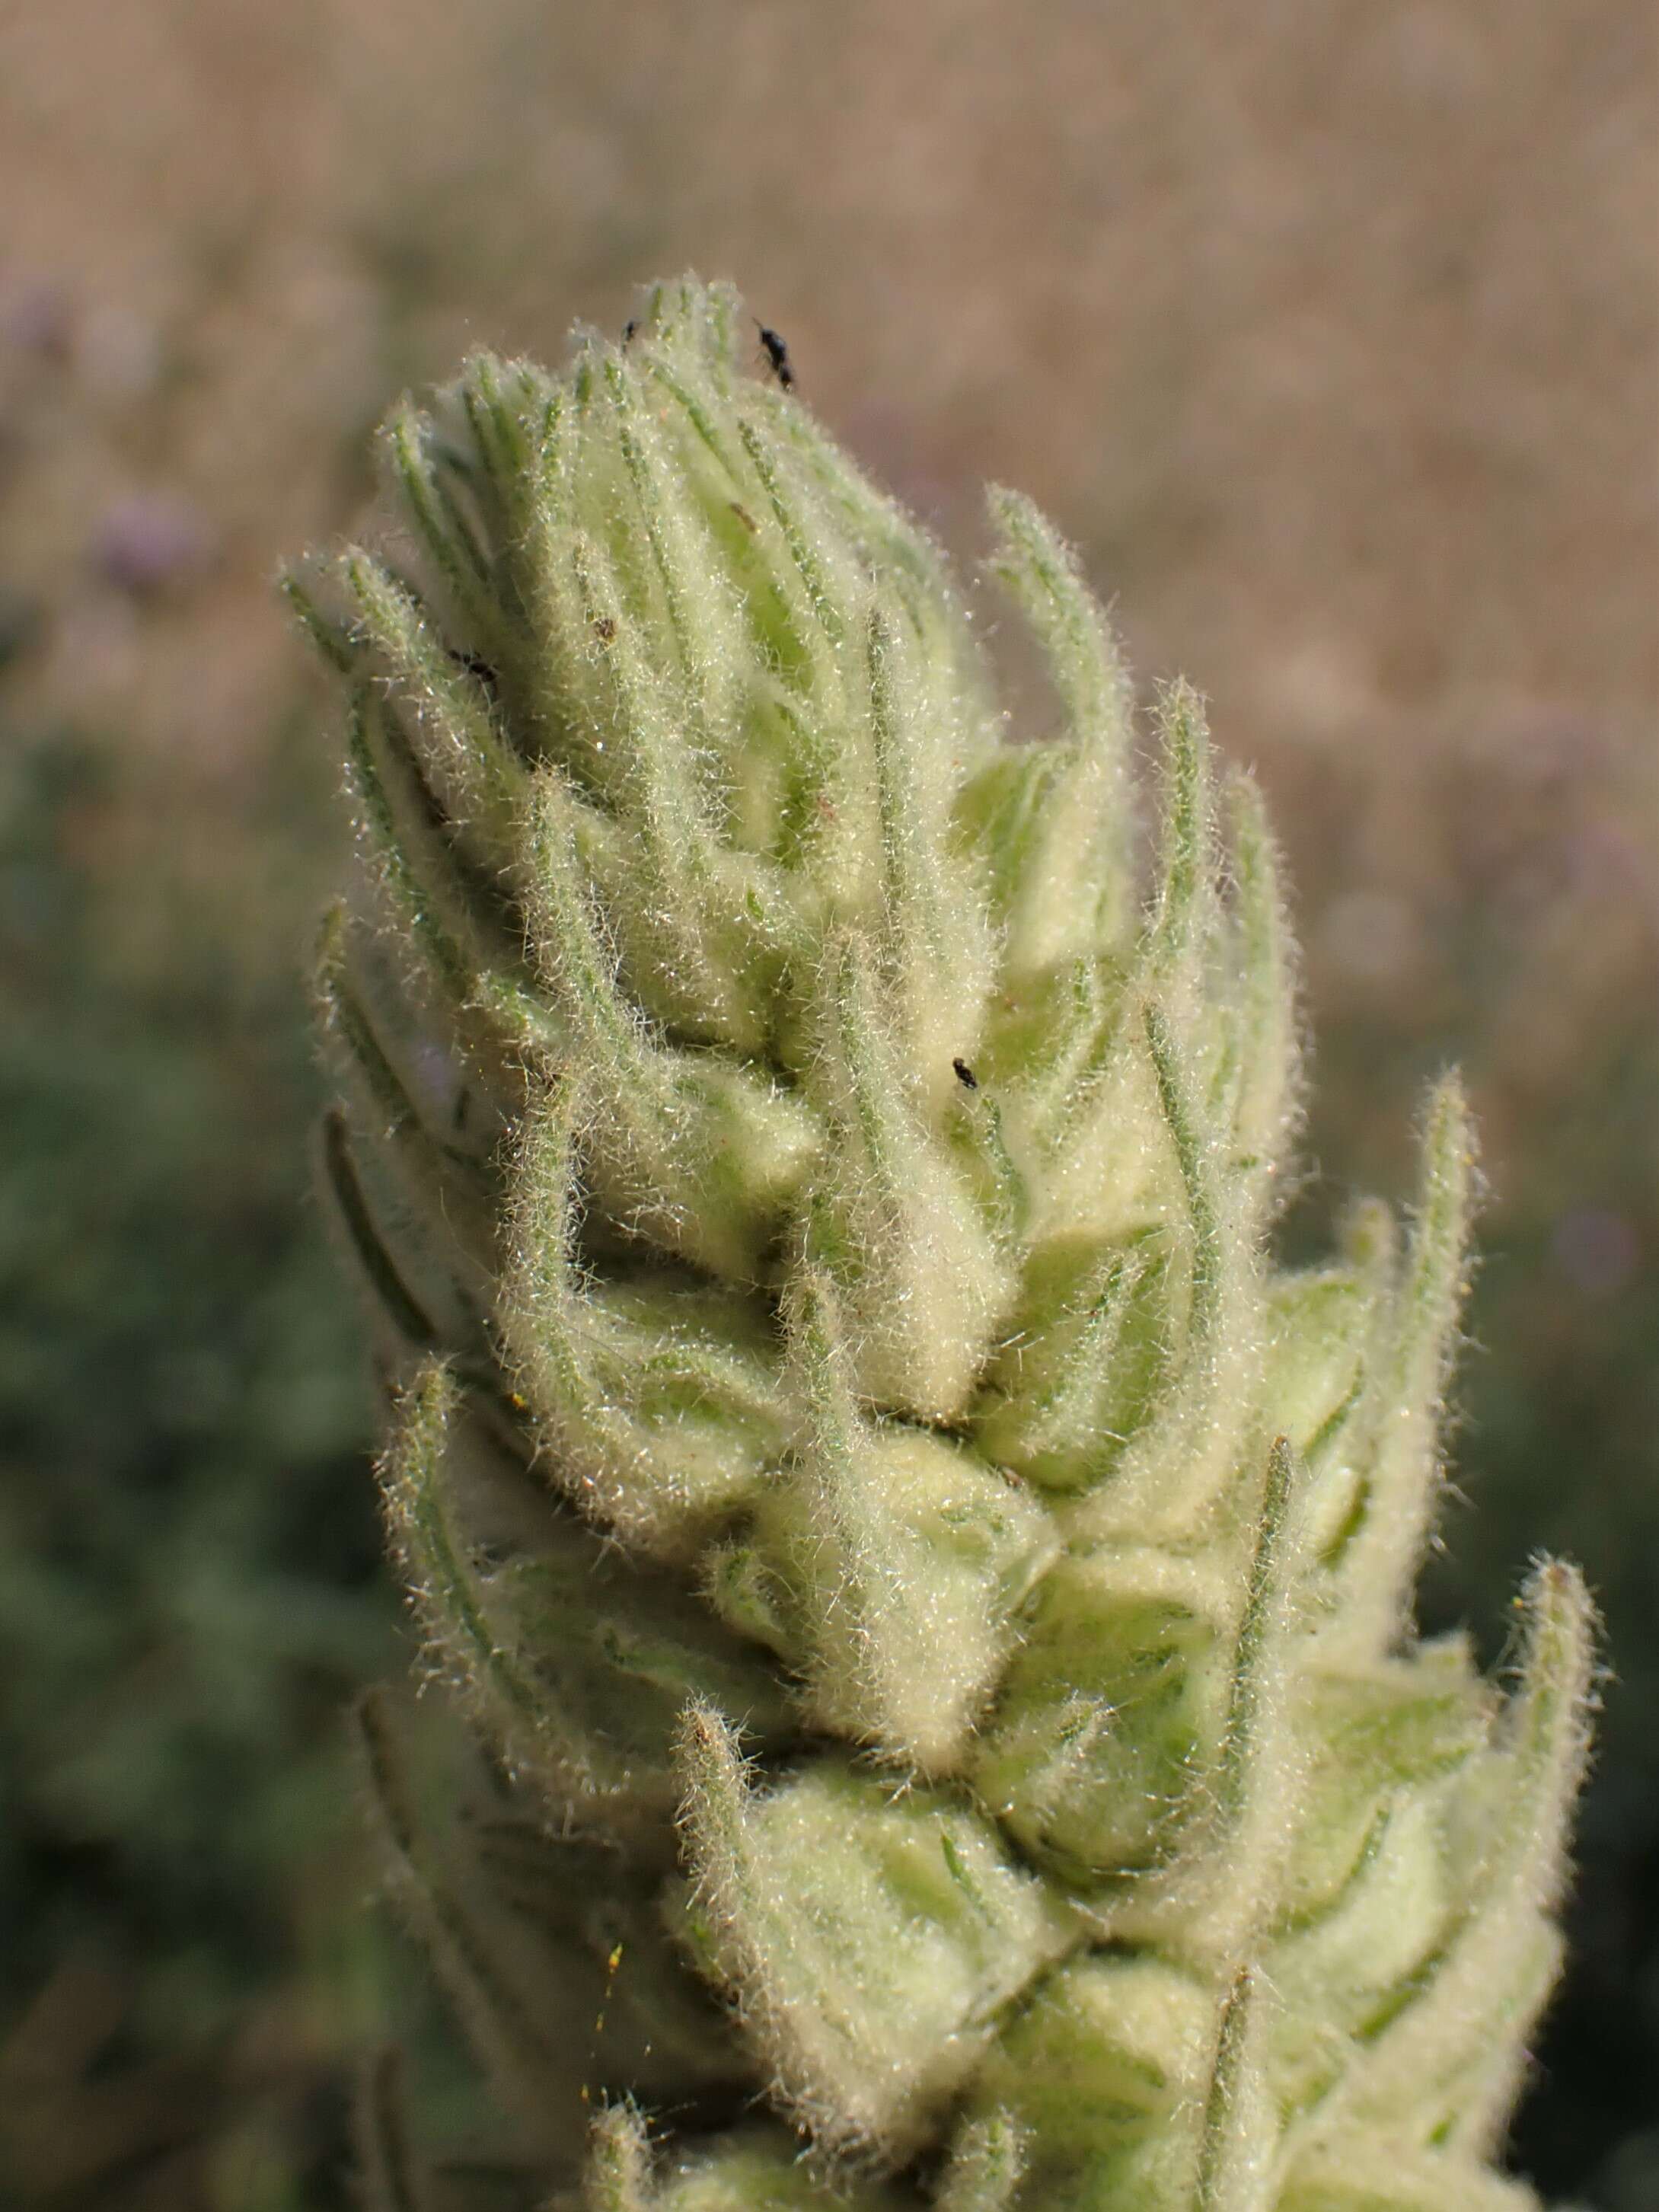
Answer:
xmin=756 ymin=321 xmax=795 ymax=390
xmin=952 ymin=1058 xmax=979 ymax=1090
xmin=621 ymin=318 xmax=639 ymax=344
xmin=449 ymin=647 xmax=499 ymax=696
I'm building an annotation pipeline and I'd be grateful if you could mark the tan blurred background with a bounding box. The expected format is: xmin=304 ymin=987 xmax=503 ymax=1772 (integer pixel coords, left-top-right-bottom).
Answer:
xmin=5 ymin=0 xmax=1658 ymax=1183
xmin=1 ymin=3 xmax=1654 ymax=2206
xmin=2 ymin=0 xmax=1654 ymax=1074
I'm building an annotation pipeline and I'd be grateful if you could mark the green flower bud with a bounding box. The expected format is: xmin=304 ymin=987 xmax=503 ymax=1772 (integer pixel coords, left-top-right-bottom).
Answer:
xmin=293 ymin=277 xmax=1595 ymax=2212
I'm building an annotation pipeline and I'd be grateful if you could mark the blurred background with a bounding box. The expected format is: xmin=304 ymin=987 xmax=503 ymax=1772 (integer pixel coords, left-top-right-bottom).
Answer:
xmin=0 ymin=3 xmax=1653 ymax=2204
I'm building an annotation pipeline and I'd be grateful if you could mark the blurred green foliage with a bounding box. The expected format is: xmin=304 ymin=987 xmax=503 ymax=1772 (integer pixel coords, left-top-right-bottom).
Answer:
xmin=0 ymin=707 xmax=398 ymax=2207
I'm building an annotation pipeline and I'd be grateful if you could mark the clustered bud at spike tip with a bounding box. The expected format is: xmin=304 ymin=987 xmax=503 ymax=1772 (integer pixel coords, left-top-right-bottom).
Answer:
xmin=290 ymin=277 xmax=1597 ymax=2212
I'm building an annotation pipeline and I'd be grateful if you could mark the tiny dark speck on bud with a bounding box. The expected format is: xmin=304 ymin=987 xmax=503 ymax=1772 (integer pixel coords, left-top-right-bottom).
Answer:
xmin=952 ymin=1058 xmax=978 ymax=1090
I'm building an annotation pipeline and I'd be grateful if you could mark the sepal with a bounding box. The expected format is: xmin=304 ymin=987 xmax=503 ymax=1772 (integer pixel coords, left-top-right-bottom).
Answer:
xmin=332 ymin=547 xmax=530 ymax=868
xmin=527 ymin=784 xmax=822 ymax=1278
xmin=971 ymin=1544 xmax=1232 ymax=1878
xmin=710 ymin=1269 xmax=1057 ymax=1773
xmin=1316 ymin=1076 xmax=1477 ymax=1649
xmin=581 ymin=2111 xmax=910 ymax=2210
xmin=936 ymin=2113 xmax=1026 ymax=2212
xmin=971 ymin=1950 xmax=1212 ymax=2207
xmin=316 ymin=1108 xmax=444 ymax=1355
xmin=803 ymin=934 xmax=1013 ymax=1419
xmin=675 ymin=1708 xmax=1076 ymax=2156
xmin=1276 ymin=1642 xmax=1489 ymax=1926
xmin=315 ymin=906 xmax=499 ymax=1302
xmin=378 ymin=1365 xmax=793 ymax=1829
xmin=969 ymin=1235 xmax=1166 ymax=1491
xmin=1067 ymin=999 xmax=1264 ymax=1540
xmin=504 ymin=1078 xmax=790 ymax=1558
xmin=379 ymin=397 xmax=518 ymax=668
xmin=1278 ymin=2135 xmax=1539 ymax=2211
xmin=1262 ymin=1227 xmax=1390 ymax=1521
xmin=1218 ymin=768 xmax=1300 ymax=1204
xmin=970 ymin=486 xmax=1136 ymax=973
xmin=354 ymin=1687 xmax=579 ymax=2163
xmin=585 ymin=2104 xmax=653 ymax=2212
xmin=1306 ymin=1560 xmax=1594 ymax=2146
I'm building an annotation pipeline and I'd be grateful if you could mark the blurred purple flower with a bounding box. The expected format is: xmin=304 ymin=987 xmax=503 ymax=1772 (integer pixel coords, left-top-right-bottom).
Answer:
xmin=91 ymin=492 xmax=214 ymax=596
